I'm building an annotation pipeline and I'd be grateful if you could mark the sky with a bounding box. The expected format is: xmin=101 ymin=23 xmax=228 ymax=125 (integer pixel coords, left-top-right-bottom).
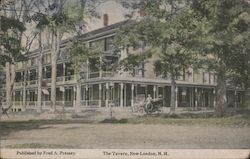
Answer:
xmin=85 ymin=0 xmax=129 ymax=31
xmin=25 ymin=0 xmax=130 ymax=50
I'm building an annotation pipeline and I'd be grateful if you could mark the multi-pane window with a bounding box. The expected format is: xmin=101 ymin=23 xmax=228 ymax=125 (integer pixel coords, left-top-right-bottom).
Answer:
xmin=65 ymin=87 xmax=73 ymax=101
xmin=27 ymin=90 xmax=37 ymax=101
xmin=56 ymin=88 xmax=63 ymax=101
xmin=31 ymin=57 xmax=38 ymax=66
xmin=89 ymin=39 xmax=105 ymax=51
xmin=29 ymin=69 xmax=37 ymax=80
xmin=57 ymin=63 xmax=64 ymax=77
xmin=89 ymin=36 xmax=115 ymax=52
xmin=43 ymin=66 xmax=51 ymax=79
xmin=15 ymin=72 xmax=22 ymax=82
xmin=105 ymin=36 xmax=114 ymax=51
xmin=42 ymin=54 xmax=51 ymax=64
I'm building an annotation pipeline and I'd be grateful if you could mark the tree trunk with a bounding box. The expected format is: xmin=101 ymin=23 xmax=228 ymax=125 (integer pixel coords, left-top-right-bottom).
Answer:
xmin=244 ymin=88 xmax=250 ymax=108
xmin=75 ymin=75 xmax=81 ymax=113
xmin=5 ymin=62 xmax=11 ymax=109
xmin=22 ymin=72 xmax=26 ymax=112
xmin=170 ymin=73 xmax=176 ymax=114
xmin=37 ymin=32 xmax=43 ymax=113
xmin=243 ymin=52 xmax=250 ymax=109
xmin=51 ymin=31 xmax=60 ymax=113
xmin=215 ymin=65 xmax=227 ymax=117
xmin=5 ymin=62 xmax=15 ymax=111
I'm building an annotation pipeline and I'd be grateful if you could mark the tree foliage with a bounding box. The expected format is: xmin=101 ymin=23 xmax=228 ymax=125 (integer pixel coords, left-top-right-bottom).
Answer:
xmin=191 ymin=0 xmax=250 ymax=114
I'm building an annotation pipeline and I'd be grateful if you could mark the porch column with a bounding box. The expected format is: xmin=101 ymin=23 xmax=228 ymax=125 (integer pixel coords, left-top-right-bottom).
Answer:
xmin=131 ymin=83 xmax=134 ymax=107
xmin=163 ymin=86 xmax=166 ymax=106
xmin=99 ymin=83 xmax=102 ymax=107
xmin=201 ymin=89 xmax=204 ymax=107
xmin=189 ymin=87 xmax=192 ymax=107
xmin=175 ymin=86 xmax=178 ymax=108
xmin=13 ymin=91 xmax=16 ymax=111
xmin=195 ymin=88 xmax=198 ymax=109
xmin=22 ymin=71 xmax=26 ymax=112
xmin=156 ymin=85 xmax=158 ymax=99
xmin=86 ymin=59 xmax=89 ymax=79
xmin=63 ymin=63 xmax=66 ymax=83
xmin=99 ymin=56 xmax=102 ymax=78
xmin=85 ymin=85 xmax=88 ymax=106
xmin=234 ymin=90 xmax=237 ymax=108
xmin=213 ymin=89 xmax=216 ymax=108
xmin=73 ymin=86 xmax=76 ymax=108
xmin=124 ymin=84 xmax=127 ymax=106
xmin=153 ymin=85 xmax=156 ymax=99
xmin=35 ymin=89 xmax=37 ymax=108
xmin=120 ymin=83 xmax=124 ymax=107
xmin=75 ymin=84 xmax=81 ymax=113
xmin=62 ymin=86 xmax=65 ymax=111
xmin=208 ymin=89 xmax=211 ymax=107
xmin=105 ymin=83 xmax=109 ymax=107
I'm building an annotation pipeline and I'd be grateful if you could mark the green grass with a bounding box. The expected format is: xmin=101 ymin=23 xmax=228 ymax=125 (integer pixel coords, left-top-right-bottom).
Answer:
xmin=124 ymin=115 xmax=250 ymax=127
xmin=4 ymin=143 xmax=77 ymax=149
xmin=100 ymin=112 xmax=250 ymax=127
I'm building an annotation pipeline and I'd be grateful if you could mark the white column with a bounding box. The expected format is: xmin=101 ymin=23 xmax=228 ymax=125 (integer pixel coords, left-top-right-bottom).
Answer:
xmin=85 ymin=85 xmax=88 ymax=107
xmin=213 ymin=89 xmax=216 ymax=108
xmin=208 ymin=89 xmax=211 ymax=107
xmin=63 ymin=63 xmax=66 ymax=83
xmin=163 ymin=86 xmax=166 ymax=106
xmin=201 ymin=89 xmax=204 ymax=107
xmin=153 ymin=85 xmax=156 ymax=99
xmin=99 ymin=56 xmax=102 ymax=78
xmin=73 ymin=86 xmax=76 ymax=108
xmin=120 ymin=83 xmax=124 ymax=107
xmin=86 ymin=59 xmax=89 ymax=79
xmin=13 ymin=91 xmax=16 ymax=111
xmin=105 ymin=83 xmax=109 ymax=107
xmin=99 ymin=84 xmax=102 ymax=107
xmin=131 ymin=84 xmax=134 ymax=107
xmin=234 ymin=90 xmax=237 ymax=108
xmin=195 ymin=88 xmax=198 ymax=109
xmin=189 ymin=88 xmax=192 ymax=107
xmin=124 ymin=84 xmax=126 ymax=107
xmin=175 ymin=86 xmax=178 ymax=108
xmin=62 ymin=86 xmax=65 ymax=110
xmin=75 ymin=84 xmax=81 ymax=113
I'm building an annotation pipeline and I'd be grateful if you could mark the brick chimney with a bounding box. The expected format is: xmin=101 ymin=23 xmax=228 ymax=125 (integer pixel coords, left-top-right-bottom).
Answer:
xmin=103 ymin=14 xmax=108 ymax=27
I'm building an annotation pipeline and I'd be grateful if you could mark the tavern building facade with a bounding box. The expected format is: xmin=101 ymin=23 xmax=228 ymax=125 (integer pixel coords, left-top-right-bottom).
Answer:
xmin=1 ymin=20 xmax=244 ymax=112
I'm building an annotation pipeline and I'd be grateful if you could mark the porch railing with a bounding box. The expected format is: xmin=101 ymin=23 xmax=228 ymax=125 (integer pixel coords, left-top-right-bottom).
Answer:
xmin=80 ymin=100 xmax=99 ymax=107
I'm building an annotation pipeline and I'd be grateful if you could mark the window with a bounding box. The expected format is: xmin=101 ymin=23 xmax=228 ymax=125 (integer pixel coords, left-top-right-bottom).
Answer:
xmin=31 ymin=57 xmax=38 ymax=66
xmin=89 ymin=39 xmax=105 ymax=51
xmin=56 ymin=88 xmax=63 ymax=101
xmin=105 ymin=36 xmax=114 ymax=51
xmin=57 ymin=63 xmax=64 ymax=77
xmin=27 ymin=90 xmax=37 ymax=101
xmin=15 ymin=72 xmax=22 ymax=82
xmin=65 ymin=87 xmax=73 ymax=101
xmin=15 ymin=91 xmax=22 ymax=101
xmin=42 ymin=54 xmax=51 ymax=64
xmin=43 ymin=66 xmax=51 ymax=79
xmin=29 ymin=69 xmax=37 ymax=80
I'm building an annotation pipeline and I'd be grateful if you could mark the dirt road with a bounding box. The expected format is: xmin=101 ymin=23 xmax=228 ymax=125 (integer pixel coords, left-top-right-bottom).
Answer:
xmin=1 ymin=123 xmax=249 ymax=148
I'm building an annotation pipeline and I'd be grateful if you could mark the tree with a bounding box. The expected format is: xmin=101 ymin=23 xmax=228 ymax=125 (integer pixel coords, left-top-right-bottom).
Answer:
xmin=191 ymin=0 xmax=250 ymax=116
xmin=0 ymin=0 xmax=46 ymax=114
xmin=38 ymin=0 xmax=102 ymax=113
xmin=117 ymin=0 xmax=198 ymax=114
xmin=0 ymin=13 xmax=26 ymax=113
xmin=69 ymin=39 xmax=98 ymax=111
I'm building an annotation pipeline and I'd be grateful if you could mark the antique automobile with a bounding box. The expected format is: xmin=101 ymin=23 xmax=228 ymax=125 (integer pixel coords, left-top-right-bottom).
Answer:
xmin=144 ymin=98 xmax=163 ymax=114
xmin=132 ymin=95 xmax=163 ymax=114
